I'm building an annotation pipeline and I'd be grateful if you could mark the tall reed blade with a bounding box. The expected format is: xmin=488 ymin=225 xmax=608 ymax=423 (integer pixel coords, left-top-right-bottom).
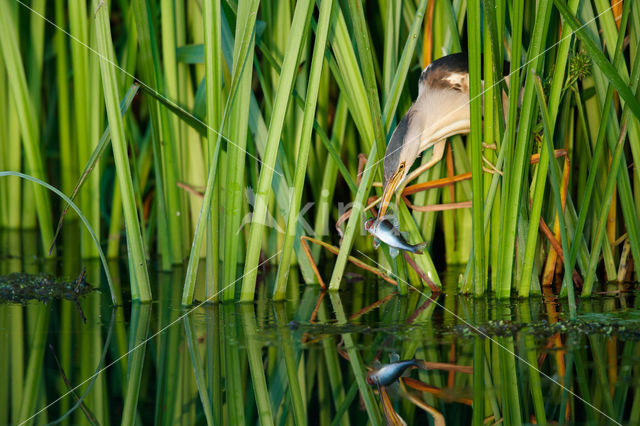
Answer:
xmin=54 ymin=0 xmax=73 ymax=197
xmin=0 ymin=0 xmax=54 ymax=255
xmin=182 ymin=0 xmax=261 ymax=305
xmin=241 ymin=0 xmax=314 ymax=297
xmin=519 ymin=0 xmax=580 ymax=297
xmin=555 ymin=0 xmax=640 ymax=286
xmin=272 ymin=0 xmax=334 ymax=300
xmin=534 ymin=76 xmax=576 ymax=317
xmin=131 ymin=0 xmax=176 ymax=270
xmin=94 ymin=0 xmax=151 ymax=301
xmin=223 ymin=0 xmax=257 ymax=300
xmin=203 ymin=0 xmax=223 ymax=300
xmin=329 ymin=0 xmax=432 ymax=291
xmin=582 ymin=67 xmax=640 ymax=294
xmin=497 ymin=0 xmax=552 ymax=298
xmin=468 ymin=1 xmax=485 ymax=295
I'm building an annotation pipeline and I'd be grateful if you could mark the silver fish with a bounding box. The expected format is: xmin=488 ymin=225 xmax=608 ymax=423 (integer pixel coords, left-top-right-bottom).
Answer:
xmin=364 ymin=217 xmax=426 ymax=258
xmin=366 ymin=359 xmax=421 ymax=387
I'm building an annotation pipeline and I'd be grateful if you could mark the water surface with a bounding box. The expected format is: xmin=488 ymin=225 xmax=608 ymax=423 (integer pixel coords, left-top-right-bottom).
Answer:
xmin=1 ymin=231 xmax=639 ymax=425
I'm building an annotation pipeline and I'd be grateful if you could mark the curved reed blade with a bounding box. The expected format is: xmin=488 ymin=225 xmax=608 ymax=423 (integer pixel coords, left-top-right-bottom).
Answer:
xmin=0 ymin=172 xmax=119 ymax=305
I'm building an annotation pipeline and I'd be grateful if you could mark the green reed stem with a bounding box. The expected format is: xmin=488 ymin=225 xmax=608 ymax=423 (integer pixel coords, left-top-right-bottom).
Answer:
xmin=323 ymin=5 xmax=374 ymax=144
xmin=26 ymin=0 xmax=44 ymax=110
xmin=382 ymin=0 xmax=401 ymax=100
xmin=329 ymin=0 xmax=430 ymax=291
xmin=68 ymin=0 xmax=98 ymax=258
xmin=50 ymin=84 xmax=139 ymax=256
xmin=0 ymin=55 xmax=8 ymax=228
xmin=468 ymin=0 xmax=485 ymax=295
xmin=240 ymin=0 xmax=314 ymax=296
xmin=497 ymin=0 xmax=552 ymax=298
xmin=131 ymin=0 xmax=174 ymax=270
xmin=54 ymin=0 xmax=74 ymax=196
xmin=159 ymin=0 xmax=189 ymax=262
xmin=583 ymin=120 xmax=632 ymax=295
xmin=182 ymin=0 xmax=260 ymax=305
xmin=495 ymin=0 xmax=524 ymax=296
xmin=482 ymin=7 xmax=497 ymax=287
xmin=554 ymin=0 xmax=640 ymax=120
xmin=273 ymin=0 xmax=333 ymax=299
xmin=0 ymin=0 xmax=54 ymax=255
xmin=203 ymin=0 xmax=223 ymax=300
xmin=94 ymin=0 xmax=151 ymax=301
xmin=534 ymin=76 xmax=576 ymax=317
xmin=559 ymin=0 xmax=640 ymax=293
xmin=223 ymin=0 xmax=257 ymax=300
xmin=519 ymin=0 xmax=579 ymax=297
xmin=585 ymin=0 xmax=640 ymax=285
xmin=347 ymin=0 xmax=387 ymax=171
xmin=312 ymin=95 xmax=348 ymax=260
xmin=255 ymin=32 xmax=358 ymax=194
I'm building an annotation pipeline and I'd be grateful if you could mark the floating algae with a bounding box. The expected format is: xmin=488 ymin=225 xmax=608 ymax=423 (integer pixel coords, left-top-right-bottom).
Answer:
xmin=449 ymin=317 xmax=640 ymax=340
xmin=0 ymin=269 xmax=94 ymax=304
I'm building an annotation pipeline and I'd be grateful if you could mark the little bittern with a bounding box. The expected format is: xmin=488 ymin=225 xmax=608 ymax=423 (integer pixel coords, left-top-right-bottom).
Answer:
xmin=378 ymin=53 xmax=476 ymax=221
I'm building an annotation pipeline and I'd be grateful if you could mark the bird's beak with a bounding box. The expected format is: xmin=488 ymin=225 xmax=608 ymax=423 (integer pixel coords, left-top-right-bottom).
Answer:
xmin=378 ymin=166 xmax=404 ymax=220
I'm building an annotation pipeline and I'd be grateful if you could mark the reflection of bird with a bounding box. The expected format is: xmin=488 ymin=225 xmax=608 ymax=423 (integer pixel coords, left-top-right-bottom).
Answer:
xmin=366 ymin=359 xmax=420 ymax=386
xmin=378 ymin=53 xmax=476 ymax=221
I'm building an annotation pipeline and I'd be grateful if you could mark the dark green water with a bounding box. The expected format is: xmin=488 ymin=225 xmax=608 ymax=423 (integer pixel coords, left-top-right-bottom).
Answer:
xmin=1 ymin=231 xmax=640 ymax=425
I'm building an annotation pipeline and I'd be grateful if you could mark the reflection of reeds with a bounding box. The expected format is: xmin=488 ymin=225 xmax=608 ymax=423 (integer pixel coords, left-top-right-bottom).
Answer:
xmin=241 ymin=304 xmax=274 ymax=424
xmin=184 ymin=314 xmax=215 ymax=424
xmin=121 ymin=303 xmax=151 ymax=424
xmin=1 ymin=0 xmax=640 ymax=302
xmin=6 ymin=277 xmax=640 ymax=424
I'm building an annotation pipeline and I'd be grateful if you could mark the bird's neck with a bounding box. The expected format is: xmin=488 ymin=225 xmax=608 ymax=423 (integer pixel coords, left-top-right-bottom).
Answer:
xmin=417 ymin=89 xmax=471 ymax=151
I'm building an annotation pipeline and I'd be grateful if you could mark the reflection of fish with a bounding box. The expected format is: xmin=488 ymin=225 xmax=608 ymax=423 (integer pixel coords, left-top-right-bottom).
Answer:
xmin=364 ymin=217 xmax=426 ymax=258
xmin=366 ymin=359 xmax=421 ymax=387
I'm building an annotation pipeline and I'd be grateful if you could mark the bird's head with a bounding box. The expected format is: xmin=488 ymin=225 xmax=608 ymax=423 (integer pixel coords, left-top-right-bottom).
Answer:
xmin=378 ymin=53 xmax=472 ymax=220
